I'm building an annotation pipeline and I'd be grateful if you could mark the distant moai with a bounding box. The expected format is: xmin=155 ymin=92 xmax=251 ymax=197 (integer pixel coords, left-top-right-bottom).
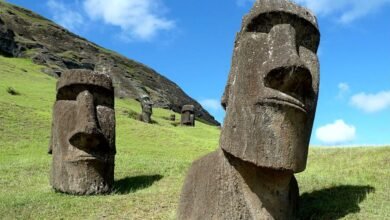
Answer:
xmin=180 ymin=104 xmax=195 ymax=126
xmin=49 ymin=70 xmax=116 ymax=195
xmin=170 ymin=114 xmax=176 ymax=121
xmin=140 ymin=94 xmax=153 ymax=123
xmin=178 ymin=0 xmax=320 ymax=219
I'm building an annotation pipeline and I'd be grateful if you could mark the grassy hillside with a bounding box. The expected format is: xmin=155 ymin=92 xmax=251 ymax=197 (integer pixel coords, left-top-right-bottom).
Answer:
xmin=0 ymin=0 xmax=220 ymax=126
xmin=0 ymin=56 xmax=389 ymax=219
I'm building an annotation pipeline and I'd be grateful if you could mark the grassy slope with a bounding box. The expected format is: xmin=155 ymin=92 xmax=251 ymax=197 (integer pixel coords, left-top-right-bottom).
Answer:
xmin=0 ymin=56 xmax=389 ymax=219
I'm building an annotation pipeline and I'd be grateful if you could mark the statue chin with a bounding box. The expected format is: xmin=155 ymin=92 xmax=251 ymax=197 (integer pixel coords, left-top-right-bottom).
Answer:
xmin=221 ymin=103 xmax=311 ymax=173
xmin=61 ymin=159 xmax=111 ymax=194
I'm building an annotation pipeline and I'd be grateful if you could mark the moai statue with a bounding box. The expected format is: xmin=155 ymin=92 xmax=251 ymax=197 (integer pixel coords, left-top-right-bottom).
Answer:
xmin=178 ymin=0 xmax=320 ymax=219
xmin=140 ymin=94 xmax=153 ymax=123
xmin=170 ymin=114 xmax=176 ymax=121
xmin=181 ymin=104 xmax=195 ymax=126
xmin=49 ymin=69 xmax=116 ymax=195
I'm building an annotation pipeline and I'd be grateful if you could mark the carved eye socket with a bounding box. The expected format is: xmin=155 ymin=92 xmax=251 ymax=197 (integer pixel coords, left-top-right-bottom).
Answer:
xmin=57 ymin=85 xmax=114 ymax=107
xmin=246 ymin=12 xmax=320 ymax=53
xmin=297 ymin=30 xmax=320 ymax=54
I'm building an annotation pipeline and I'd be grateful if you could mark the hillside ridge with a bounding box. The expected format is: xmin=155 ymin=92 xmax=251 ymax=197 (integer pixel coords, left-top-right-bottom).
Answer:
xmin=0 ymin=1 xmax=220 ymax=125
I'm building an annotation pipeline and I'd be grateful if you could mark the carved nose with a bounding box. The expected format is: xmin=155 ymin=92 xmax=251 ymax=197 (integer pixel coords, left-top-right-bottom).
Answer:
xmin=269 ymin=24 xmax=300 ymax=62
xmin=69 ymin=90 xmax=104 ymax=150
xmin=265 ymin=66 xmax=312 ymax=104
xmin=265 ymin=24 xmax=312 ymax=103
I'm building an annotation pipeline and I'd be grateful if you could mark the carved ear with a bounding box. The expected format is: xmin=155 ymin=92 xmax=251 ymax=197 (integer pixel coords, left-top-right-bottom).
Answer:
xmin=48 ymin=122 xmax=53 ymax=154
xmin=48 ymin=109 xmax=57 ymax=154
xmin=221 ymin=69 xmax=237 ymax=110
xmin=221 ymin=86 xmax=229 ymax=110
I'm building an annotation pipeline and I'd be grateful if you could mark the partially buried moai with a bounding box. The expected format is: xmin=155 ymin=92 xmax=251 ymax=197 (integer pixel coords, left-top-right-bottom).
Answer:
xmin=140 ymin=94 xmax=153 ymax=123
xmin=49 ymin=69 xmax=116 ymax=195
xmin=180 ymin=104 xmax=195 ymax=126
xmin=178 ymin=0 xmax=320 ymax=219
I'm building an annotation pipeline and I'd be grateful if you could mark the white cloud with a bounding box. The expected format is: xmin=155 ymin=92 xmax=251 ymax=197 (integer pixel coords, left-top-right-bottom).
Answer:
xmin=295 ymin=0 xmax=390 ymax=24
xmin=83 ymin=0 xmax=174 ymax=40
xmin=316 ymin=120 xmax=356 ymax=144
xmin=338 ymin=83 xmax=349 ymax=92
xmin=337 ymin=82 xmax=350 ymax=99
xmin=350 ymin=91 xmax=390 ymax=113
xmin=234 ymin=0 xmax=390 ymax=23
xmin=47 ymin=0 xmax=84 ymax=31
xmin=200 ymin=99 xmax=221 ymax=111
xmin=200 ymin=98 xmax=225 ymax=124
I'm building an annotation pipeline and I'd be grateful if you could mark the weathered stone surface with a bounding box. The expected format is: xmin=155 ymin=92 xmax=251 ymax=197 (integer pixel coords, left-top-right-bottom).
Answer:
xmin=181 ymin=104 xmax=195 ymax=126
xmin=0 ymin=1 xmax=220 ymax=126
xmin=220 ymin=0 xmax=320 ymax=172
xmin=140 ymin=94 xmax=153 ymax=123
xmin=179 ymin=150 xmax=299 ymax=219
xmin=178 ymin=0 xmax=320 ymax=218
xmin=49 ymin=69 xmax=116 ymax=195
xmin=0 ymin=18 xmax=20 ymax=57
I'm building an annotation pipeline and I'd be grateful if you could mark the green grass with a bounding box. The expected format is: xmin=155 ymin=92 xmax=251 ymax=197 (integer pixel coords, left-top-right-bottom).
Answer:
xmin=0 ymin=1 xmax=50 ymax=25
xmin=0 ymin=56 xmax=389 ymax=219
xmin=297 ymin=147 xmax=389 ymax=219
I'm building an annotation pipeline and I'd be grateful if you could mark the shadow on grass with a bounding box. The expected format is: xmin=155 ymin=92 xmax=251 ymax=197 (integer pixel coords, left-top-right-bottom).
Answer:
xmin=299 ymin=185 xmax=375 ymax=220
xmin=113 ymin=174 xmax=163 ymax=194
xmin=170 ymin=122 xmax=180 ymax=127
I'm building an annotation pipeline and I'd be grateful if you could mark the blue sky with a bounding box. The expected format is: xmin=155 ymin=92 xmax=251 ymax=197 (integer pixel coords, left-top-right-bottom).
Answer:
xmin=6 ymin=0 xmax=390 ymax=146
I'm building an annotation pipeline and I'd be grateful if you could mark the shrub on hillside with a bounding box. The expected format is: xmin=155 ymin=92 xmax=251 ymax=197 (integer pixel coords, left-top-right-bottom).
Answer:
xmin=6 ymin=87 xmax=20 ymax=96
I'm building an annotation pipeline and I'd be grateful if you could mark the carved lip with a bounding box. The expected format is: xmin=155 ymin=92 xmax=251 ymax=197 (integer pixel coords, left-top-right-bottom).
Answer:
xmin=260 ymin=95 xmax=307 ymax=113
xmin=64 ymin=154 xmax=105 ymax=163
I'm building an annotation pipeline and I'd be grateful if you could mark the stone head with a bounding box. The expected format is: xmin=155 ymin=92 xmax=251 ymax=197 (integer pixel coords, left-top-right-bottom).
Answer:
xmin=140 ymin=94 xmax=153 ymax=114
xmin=220 ymin=0 xmax=320 ymax=172
xmin=181 ymin=104 xmax=195 ymax=126
xmin=170 ymin=114 xmax=176 ymax=121
xmin=50 ymin=69 xmax=116 ymax=194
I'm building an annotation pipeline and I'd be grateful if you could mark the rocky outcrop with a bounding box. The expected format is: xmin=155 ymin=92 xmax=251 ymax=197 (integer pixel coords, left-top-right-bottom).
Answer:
xmin=0 ymin=1 xmax=220 ymax=126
